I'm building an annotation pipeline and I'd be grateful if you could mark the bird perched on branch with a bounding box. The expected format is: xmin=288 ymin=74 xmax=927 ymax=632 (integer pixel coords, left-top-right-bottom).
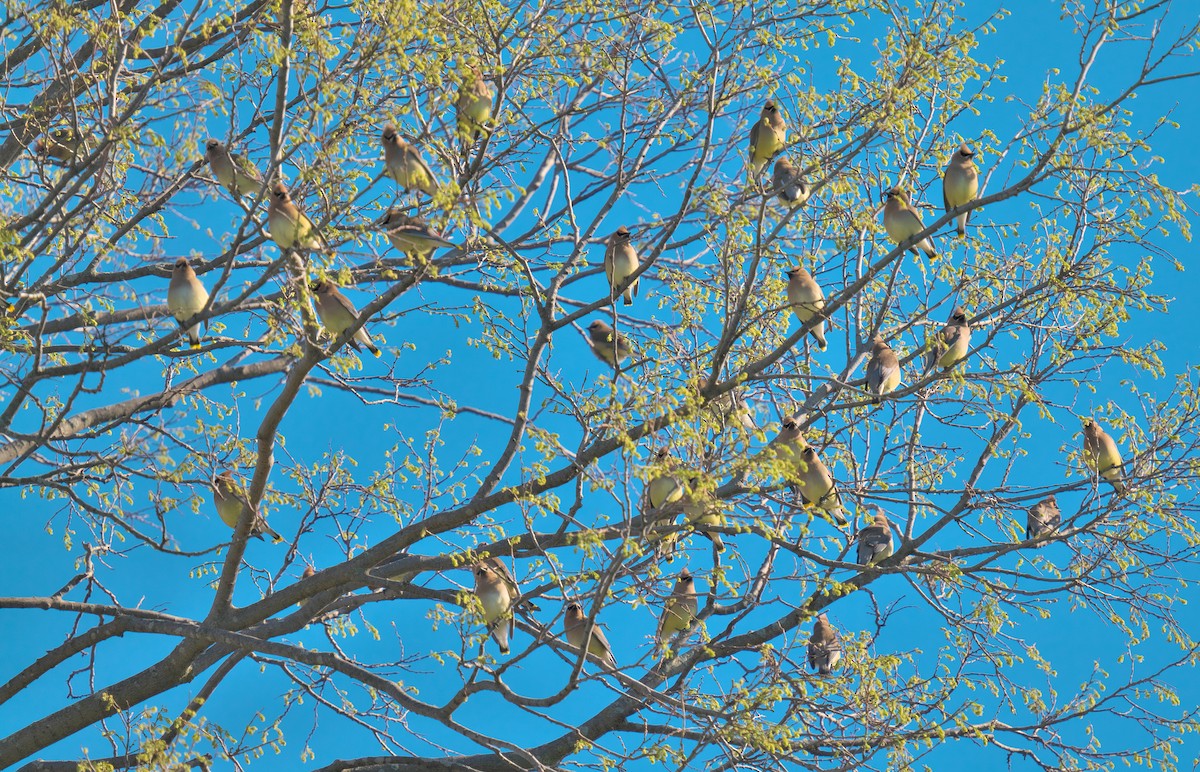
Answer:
xmin=311 ymin=280 xmax=381 ymax=357
xmin=167 ymin=257 xmax=210 ymax=348
xmin=204 ymin=139 xmax=263 ymax=199
xmin=1083 ymin=419 xmax=1126 ymax=494
xmin=883 ymin=186 xmax=936 ymax=257
xmin=212 ymin=471 xmax=283 ymax=542
xmin=748 ymin=100 xmax=787 ymax=176
xmin=943 ymin=143 xmax=980 ymax=238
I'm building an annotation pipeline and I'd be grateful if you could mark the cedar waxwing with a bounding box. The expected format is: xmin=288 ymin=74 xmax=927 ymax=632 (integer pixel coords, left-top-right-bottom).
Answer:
xmin=212 ymin=471 xmax=283 ymax=542
xmin=927 ymin=306 xmax=970 ymax=372
xmin=645 ymin=449 xmax=684 ymax=546
xmin=796 ymin=447 xmax=849 ymax=526
xmin=586 ymin=320 xmax=632 ymax=368
xmin=942 ymin=143 xmax=979 ymax=237
xmin=807 ymin=613 xmax=842 ymax=675
xmin=786 ymin=266 xmax=827 ymax=350
xmin=865 ymin=335 xmax=901 ymax=403
xmin=883 ymin=187 xmax=937 ymax=257
xmin=604 ymin=226 xmax=640 ymax=306
xmin=473 ymin=561 xmax=514 ymax=654
xmin=703 ymin=377 xmax=756 ymax=431
xmin=1083 ymin=420 xmax=1126 ymax=494
xmin=856 ymin=508 xmax=895 ymax=566
xmin=765 ymin=414 xmax=808 ymax=486
xmin=267 ymin=183 xmax=325 ymax=251
xmin=656 ymin=569 xmax=698 ymax=648
xmin=1026 ymin=494 xmax=1061 ymax=541
xmin=311 ymin=280 xmax=381 ymax=357
xmin=564 ymin=601 xmax=617 ymax=668
xmin=681 ymin=470 xmax=726 ymax=552
xmin=35 ymin=128 xmax=84 ymax=163
xmin=380 ymin=207 xmax=456 ymax=262
xmin=381 ymin=124 xmax=439 ymax=196
xmin=203 ymin=139 xmax=264 ymax=198
xmin=456 ymin=69 xmax=495 ymax=143
xmin=167 ymin=257 xmax=210 ymax=348
xmin=477 ymin=555 xmax=540 ymax=611
xmin=748 ymin=100 xmax=786 ymax=175
xmin=772 ymin=157 xmax=811 ymax=207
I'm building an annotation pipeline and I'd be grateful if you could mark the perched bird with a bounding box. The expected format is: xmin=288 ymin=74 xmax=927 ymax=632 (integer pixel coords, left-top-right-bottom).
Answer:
xmin=927 ymin=306 xmax=971 ymax=372
xmin=381 ymin=123 xmax=439 ymax=196
xmin=1025 ymin=495 xmax=1061 ymax=541
xmin=564 ymin=601 xmax=617 ymax=668
xmin=681 ymin=471 xmax=726 ymax=552
xmin=203 ymin=139 xmax=264 ymax=198
xmin=656 ymin=569 xmax=699 ymax=648
xmin=604 ymin=226 xmax=640 ymax=306
xmin=704 ymin=377 xmax=756 ymax=431
xmin=267 ymin=183 xmax=325 ymax=251
xmin=796 ymin=447 xmax=848 ymax=527
xmin=311 ymin=280 xmax=381 ymax=357
xmin=747 ymin=100 xmax=787 ymax=175
xmin=1083 ymin=420 xmax=1126 ymax=494
xmin=586 ymin=320 xmax=632 ymax=368
xmin=807 ymin=613 xmax=842 ymax=675
xmin=856 ymin=509 xmax=895 ymax=566
xmin=645 ymin=448 xmax=685 ymax=540
xmin=473 ymin=561 xmax=514 ymax=654
xmin=942 ymin=143 xmax=980 ymax=237
xmin=864 ymin=335 xmax=901 ymax=403
xmin=167 ymin=257 xmax=210 ymax=348
xmin=786 ymin=266 xmax=827 ymax=350
xmin=883 ymin=187 xmax=937 ymax=257
xmin=772 ymin=158 xmax=811 ymax=207
xmin=212 ymin=471 xmax=283 ymax=542
xmin=765 ymin=414 xmax=808 ymax=486
xmin=35 ymin=128 xmax=84 ymax=163
xmin=380 ymin=208 xmax=455 ymax=262
xmin=456 ymin=69 xmax=495 ymax=143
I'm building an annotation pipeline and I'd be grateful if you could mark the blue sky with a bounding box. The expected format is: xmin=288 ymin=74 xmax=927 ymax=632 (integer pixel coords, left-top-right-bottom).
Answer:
xmin=1 ymin=1 xmax=1198 ymax=770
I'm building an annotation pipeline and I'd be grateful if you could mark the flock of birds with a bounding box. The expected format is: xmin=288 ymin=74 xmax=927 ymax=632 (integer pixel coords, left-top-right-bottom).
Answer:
xmin=33 ymin=83 xmax=1130 ymax=675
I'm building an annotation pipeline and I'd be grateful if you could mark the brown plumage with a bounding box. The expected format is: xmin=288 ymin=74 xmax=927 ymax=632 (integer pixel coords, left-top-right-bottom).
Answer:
xmin=807 ymin=613 xmax=842 ymax=675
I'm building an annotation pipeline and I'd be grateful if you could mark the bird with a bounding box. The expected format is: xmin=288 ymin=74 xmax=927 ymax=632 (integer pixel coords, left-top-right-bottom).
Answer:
xmin=883 ymin=187 xmax=937 ymax=257
xmin=380 ymin=208 xmax=456 ymax=262
xmin=603 ymin=226 xmax=640 ymax=306
xmin=586 ymin=320 xmax=632 ymax=368
xmin=644 ymin=449 xmax=684 ymax=547
xmin=927 ymin=306 xmax=970 ymax=372
xmin=796 ymin=447 xmax=849 ymax=526
xmin=772 ymin=158 xmax=811 ymax=207
xmin=212 ymin=471 xmax=283 ymax=542
xmin=381 ymin=123 xmax=439 ymax=196
xmin=267 ymin=183 xmax=325 ymax=251
xmin=473 ymin=560 xmax=514 ymax=655
xmin=786 ymin=266 xmax=827 ymax=351
xmin=656 ymin=569 xmax=699 ymax=648
xmin=942 ymin=143 xmax=980 ymax=237
xmin=311 ymin=280 xmax=381 ymax=357
xmin=703 ymin=377 xmax=757 ymax=431
xmin=807 ymin=613 xmax=842 ymax=675
xmin=1025 ymin=495 xmax=1062 ymax=541
xmin=564 ymin=601 xmax=617 ymax=668
xmin=203 ymin=139 xmax=264 ymax=198
xmin=166 ymin=257 xmax=210 ymax=348
xmin=748 ymin=100 xmax=787 ymax=176
xmin=865 ymin=335 xmax=901 ymax=403
xmin=35 ymin=128 xmax=83 ymax=163
xmin=765 ymin=414 xmax=808 ymax=487
xmin=1083 ymin=420 xmax=1126 ymax=494
xmin=681 ymin=470 xmax=726 ymax=552
xmin=856 ymin=508 xmax=895 ymax=566
xmin=456 ymin=68 xmax=494 ymax=143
